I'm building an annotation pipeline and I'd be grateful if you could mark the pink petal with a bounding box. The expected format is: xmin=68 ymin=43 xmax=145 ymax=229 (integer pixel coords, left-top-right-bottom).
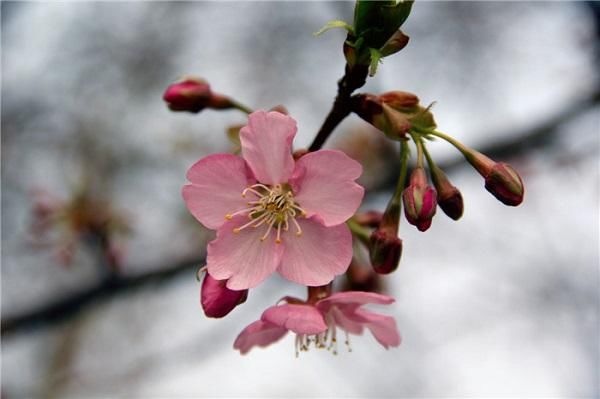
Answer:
xmin=289 ymin=150 xmax=364 ymax=226
xmin=207 ymin=216 xmax=284 ymax=290
xmin=328 ymin=306 xmax=364 ymax=335
xmin=316 ymin=291 xmax=395 ymax=314
xmin=351 ymin=309 xmax=401 ymax=349
xmin=182 ymin=153 xmax=254 ymax=230
xmin=233 ymin=320 xmax=288 ymax=355
xmin=240 ymin=110 xmax=296 ymax=185
xmin=277 ymin=218 xmax=352 ymax=286
xmin=261 ymin=304 xmax=327 ymax=335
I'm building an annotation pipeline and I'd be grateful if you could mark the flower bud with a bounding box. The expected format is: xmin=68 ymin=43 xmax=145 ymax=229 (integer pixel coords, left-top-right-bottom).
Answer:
xmin=484 ymin=162 xmax=524 ymax=206
xmin=463 ymin=150 xmax=524 ymax=206
xmin=402 ymin=167 xmax=437 ymax=231
xmin=201 ymin=273 xmax=248 ymax=318
xmin=353 ymin=0 xmax=414 ymax=50
xmin=351 ymin=94 xmax=411 ymax=139
xmin=163 ymin=77 xmax=233 ymax=113
xmin=369 ymin=229 xmax=403 ymax=274
xmin=429 ymin=166 xmax=464 ymax=220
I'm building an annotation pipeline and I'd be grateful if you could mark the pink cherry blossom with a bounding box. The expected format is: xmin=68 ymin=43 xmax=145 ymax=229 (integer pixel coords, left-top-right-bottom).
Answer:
xmin=233 ymin=291 xmax=401 ymax=355
xmin=182 ymin=110 xmax=364 ymax=290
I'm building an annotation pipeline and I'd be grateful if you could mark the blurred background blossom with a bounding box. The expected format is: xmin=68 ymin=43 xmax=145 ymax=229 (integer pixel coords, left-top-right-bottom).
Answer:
xmin=1 ymin=1 xmax=599 ymax=397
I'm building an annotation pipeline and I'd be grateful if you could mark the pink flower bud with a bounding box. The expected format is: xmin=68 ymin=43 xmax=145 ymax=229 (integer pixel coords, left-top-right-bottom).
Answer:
xmin=163 ymin=77 xmax=233 ymax=113
xmin=369 ymin=229 xmax=403 ymax=274
xmin=201 ymin=273 xmax=248 ymax=318
xmin=484 ymin=162 xmax=524 ymax=206
xmin=402 ymin=167 xmax=437 ymax=231
xmin=464 ymin=151 xmax=524 ymax=206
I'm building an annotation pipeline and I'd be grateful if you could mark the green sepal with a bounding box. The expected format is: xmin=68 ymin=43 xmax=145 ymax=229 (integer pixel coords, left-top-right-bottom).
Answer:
xmin=314 ymin=19 xmax=354 ymax=36
xmin=368 ymin=48 xmax=383 ymax=76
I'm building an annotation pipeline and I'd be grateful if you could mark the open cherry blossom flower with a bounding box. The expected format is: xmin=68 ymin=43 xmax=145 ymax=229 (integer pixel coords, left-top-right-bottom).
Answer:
xmin=233 ymin=291 xmax=401 ymax=355
xmin=182 ymin=110 xmax=364 ymax=290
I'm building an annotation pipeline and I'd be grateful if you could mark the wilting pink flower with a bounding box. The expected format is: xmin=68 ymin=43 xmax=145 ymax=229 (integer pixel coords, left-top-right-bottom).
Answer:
xmin=183 ymin=110 xmax=364 ymax=290
xmin=200 ymin=273 xmax=248 ymax=318
xmin=233 ymin=291 xmax=401 ymax=355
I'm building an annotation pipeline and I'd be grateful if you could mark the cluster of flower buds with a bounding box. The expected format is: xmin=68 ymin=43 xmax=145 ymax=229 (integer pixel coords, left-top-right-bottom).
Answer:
xmin=346 ymin=89 xmax=524 ymax=274
xmin=165 ymin=0 xmax=525 ymax=357
xmin=163 ymin=76 xmax=249 ymax=114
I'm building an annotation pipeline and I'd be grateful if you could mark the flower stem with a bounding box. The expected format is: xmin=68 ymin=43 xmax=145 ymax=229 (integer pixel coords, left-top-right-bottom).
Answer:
xmin=347 ymin=218 xmax=371 ymax=247
xmin=381 ymin=139 xmax=410 ymax=231
xmin=230 ymin=100 xmax=253 ymax=115
xmin=308 ymin=64 xmax=369 ymax=151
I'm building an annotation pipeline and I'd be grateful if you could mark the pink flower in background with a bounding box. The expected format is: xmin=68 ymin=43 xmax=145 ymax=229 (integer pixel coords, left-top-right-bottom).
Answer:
xmin=182 ymin=110 xmax=364 ymax=290
xmin=233 ymin=291 xmax=401 ymax=355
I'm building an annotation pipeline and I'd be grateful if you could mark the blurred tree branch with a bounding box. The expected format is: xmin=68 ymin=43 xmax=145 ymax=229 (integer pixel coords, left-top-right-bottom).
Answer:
xmin=2 ymin=86 xmax=599 ymax=338
xmin=1 ymin=256 xmax=204 ymax=336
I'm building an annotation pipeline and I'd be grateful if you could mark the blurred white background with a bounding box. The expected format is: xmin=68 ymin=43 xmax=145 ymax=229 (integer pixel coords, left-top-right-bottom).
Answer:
xmin=2 ymin=2 xmax=599 ymax=397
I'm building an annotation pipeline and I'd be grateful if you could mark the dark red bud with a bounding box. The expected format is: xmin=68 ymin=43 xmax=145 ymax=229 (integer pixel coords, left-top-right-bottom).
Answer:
xmin=430 ymin=166 xmax=464 ymax=220
xmin=402 ymin=168 xmax=437 ymax=232
xmin=484 ymin=162 xmax=524 ymax=206
xmin=200 ymin=273 xmax=248 ymax=318
xmin=438 ymin=187 xmax=464 ymax=221
xmin=369 ymin=229 xmax=403 ymax=274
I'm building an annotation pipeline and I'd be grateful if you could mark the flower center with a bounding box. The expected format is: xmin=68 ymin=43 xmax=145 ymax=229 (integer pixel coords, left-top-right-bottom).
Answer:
xmin=225 ymin=183 xmax=307 ymax=244
xmin=294 ymin=315 xmax=352 ymax=357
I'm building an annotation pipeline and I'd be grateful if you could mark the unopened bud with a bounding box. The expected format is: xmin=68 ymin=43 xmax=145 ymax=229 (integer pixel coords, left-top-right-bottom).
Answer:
xmin=201 ymin=273 xmax=248 ymax=318
xmin=484 ymin=162 xmax=524 ymax=206
xmin=351 ymin=94 xmax=411 ymax=139
xmin=429 ymin=166 xmax=464 ymax=220
xmin=163 ymin=77 xmax=233 ymax=113
xmin=369 ymin=229 xmax=403 ymax=274
xmin=402 ymin=167 xmax=437 ymax=231
xmin=353 ymin=0 xmax=414 ymax=50
xmin=464 ymin=150 xmax=524 ymax=206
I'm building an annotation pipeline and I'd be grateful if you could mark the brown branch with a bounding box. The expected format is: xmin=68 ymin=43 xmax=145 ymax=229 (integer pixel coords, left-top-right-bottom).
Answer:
xmin=308 ymin=64 xmax=369 ymax=151
xmin=1 ymin=256 xmax=204 ymax=337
